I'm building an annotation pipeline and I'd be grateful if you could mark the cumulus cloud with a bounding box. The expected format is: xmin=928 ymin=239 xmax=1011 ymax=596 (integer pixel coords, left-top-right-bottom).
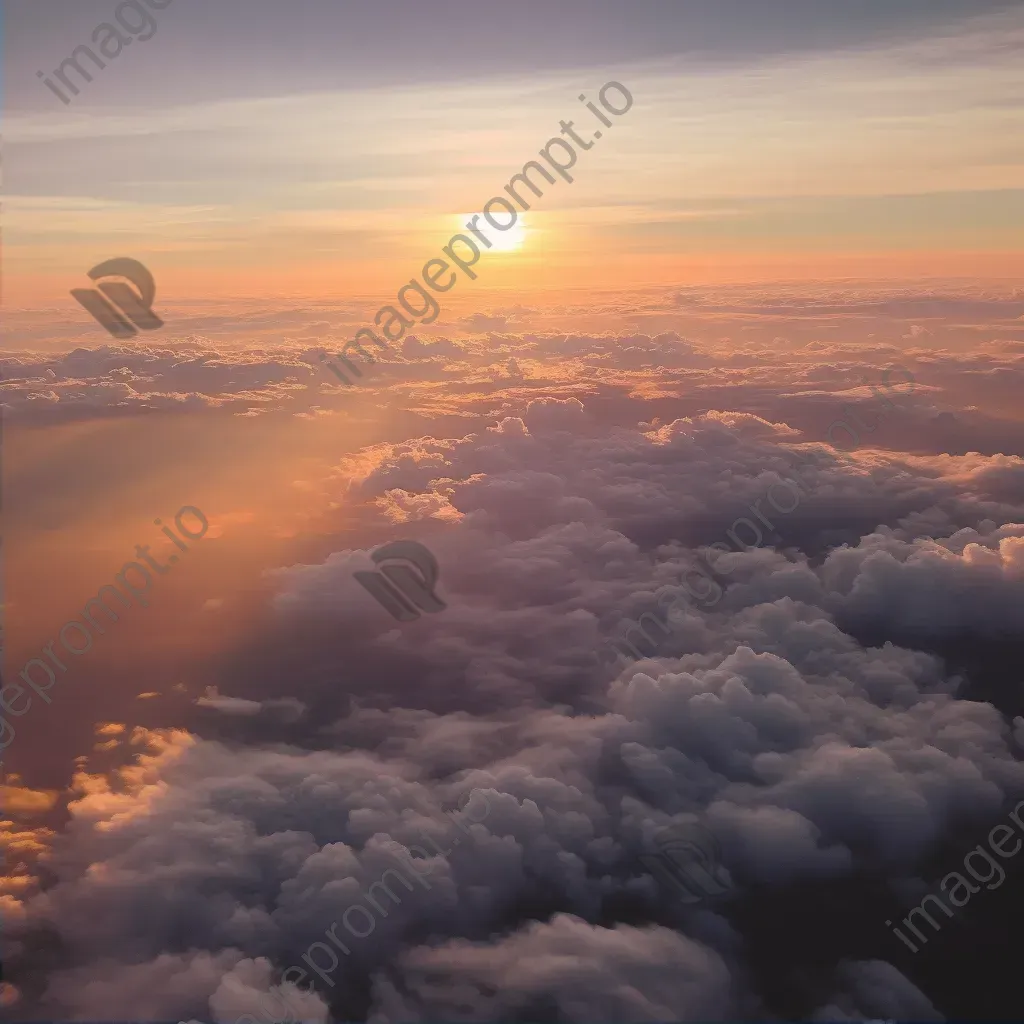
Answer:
xmin=810 ymin=959 xmax=941 ymax=1021
xmin=11 ymin=287 xmax=1024 ymax=1020
xmin=368 ymin=914 xmax=739 ymax=1023
xmin=197 ymin=686 xmax=306 ymax=723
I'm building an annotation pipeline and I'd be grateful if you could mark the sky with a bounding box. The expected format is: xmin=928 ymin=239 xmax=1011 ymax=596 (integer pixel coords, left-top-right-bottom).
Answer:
xmin=4 ymin=0 xmax=1024 ymax=308
xmin=3 ymin=3 xmax=1024 ymax=1023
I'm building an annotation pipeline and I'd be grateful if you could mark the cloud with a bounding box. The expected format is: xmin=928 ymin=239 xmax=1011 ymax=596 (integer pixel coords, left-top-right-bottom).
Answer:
xmin=369 ymin=914 xmax=738 ymax=1023
xmin=0 ymin=782 xmax=59 ymax=817
xmin=457 ymin=313 xmax=519 ymax=333
xmin=196 ymin=687 xmax=306 ymax=724
xmin=11 ymin=287 xmax=1024 ymax=1020
xmin=811 ymin=959 xmax=941 ymax=1021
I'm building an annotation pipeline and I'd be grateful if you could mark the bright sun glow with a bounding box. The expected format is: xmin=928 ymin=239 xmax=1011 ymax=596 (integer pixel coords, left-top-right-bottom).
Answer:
xmin=457 ymin=212 xmax=528 ymax=253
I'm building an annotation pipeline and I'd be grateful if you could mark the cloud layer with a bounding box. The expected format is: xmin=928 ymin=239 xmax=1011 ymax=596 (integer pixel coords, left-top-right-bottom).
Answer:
xmin=6 ymin=285 xmax=1024 ymax=1021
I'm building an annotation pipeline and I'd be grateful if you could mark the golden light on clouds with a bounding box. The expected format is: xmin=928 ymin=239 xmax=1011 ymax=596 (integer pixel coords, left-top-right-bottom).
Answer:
xmin=0 ymin=783 xmax=59 ymax=816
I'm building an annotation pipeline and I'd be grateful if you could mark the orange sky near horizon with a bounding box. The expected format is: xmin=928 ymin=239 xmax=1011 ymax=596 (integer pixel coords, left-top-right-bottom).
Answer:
xmin=6 ymin=8 xmax=1024 ymax=313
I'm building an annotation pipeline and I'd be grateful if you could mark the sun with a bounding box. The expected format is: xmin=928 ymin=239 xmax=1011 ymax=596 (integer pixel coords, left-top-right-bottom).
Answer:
xmin=457 ymin=212 xmax=528 ymax=253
